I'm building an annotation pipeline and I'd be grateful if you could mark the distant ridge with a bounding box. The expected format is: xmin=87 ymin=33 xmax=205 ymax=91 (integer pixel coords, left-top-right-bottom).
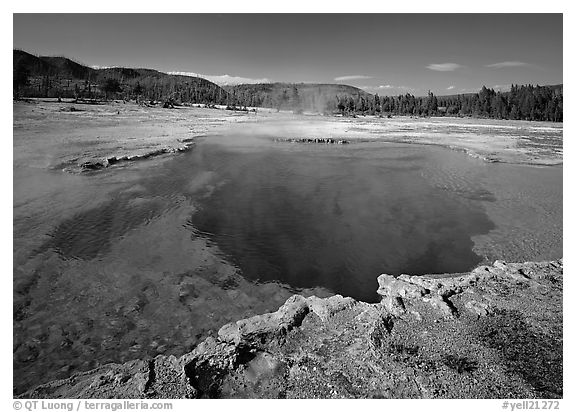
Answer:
xmin=13 ymin=50 xmax=375 ymax=111
xmin=439 ymin=84 xmax=563 ymax=99
xmin=13 ymin=49 xmax=229 ymax=104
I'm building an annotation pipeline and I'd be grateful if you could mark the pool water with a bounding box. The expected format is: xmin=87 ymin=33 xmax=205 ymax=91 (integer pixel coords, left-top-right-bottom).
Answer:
xmin=13 ymin=133 xmax=562 ymax=393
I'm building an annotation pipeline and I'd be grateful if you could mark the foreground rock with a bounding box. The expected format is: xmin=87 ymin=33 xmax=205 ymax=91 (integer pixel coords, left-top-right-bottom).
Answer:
xmin=21 ymin=259 xmax=562 ymax=399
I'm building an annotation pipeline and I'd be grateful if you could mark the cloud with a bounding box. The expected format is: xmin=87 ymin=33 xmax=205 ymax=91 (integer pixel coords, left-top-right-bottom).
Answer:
xmin=168 ymin=71 xmax=271 ymax=86
xmin=359 ymin=84 xmax=415 ymax=93
xmin=492 ymin=84 xmax=511 ymax=91
xmin=446 ymin=85 xmax=455 ymax=90
xmin=426 ymin=63 xmax=464 ymax=72
xmin=334 ymin=75 xmax=373 ymax=81
xmin=485 ymin=61 xmax=528 ymax=69
xmin=459 ymin=87 xmax=481 ymax=93
xmin=377 ymin=85 xmax=412 ymax=90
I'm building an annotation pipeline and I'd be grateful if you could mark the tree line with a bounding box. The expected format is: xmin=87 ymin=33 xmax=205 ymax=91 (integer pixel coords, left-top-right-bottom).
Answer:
xmin=14 ymin=50 xmax=562 ymax=122
xmin=330 ymin=85 xmax=562 ymax=122
xmin=12 ymin=50 xmax=229 ymax=106
xmin=222 ymin=84 xmax=562 ymax=122
xmin=13 ymin=69 xmax=229 ymax=106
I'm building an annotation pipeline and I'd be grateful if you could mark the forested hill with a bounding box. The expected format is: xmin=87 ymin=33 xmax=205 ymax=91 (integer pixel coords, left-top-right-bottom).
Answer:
xmin=223 ymin=83 xmax=371 ymax=113
xmin=426 ymin=85 xmax=562 ymax=122
xmin=13 ymin=49 xmax=229 ymax=104
xmin=325 ymin=85 xmax=562 ymax=122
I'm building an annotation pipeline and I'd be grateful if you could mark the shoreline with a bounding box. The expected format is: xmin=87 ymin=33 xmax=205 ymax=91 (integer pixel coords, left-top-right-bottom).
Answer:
xmin=56 ymin=134 xmax=564 ymax=175
xmin=14 ymin=100 xmax=563 ymax=173
xmin=20 ymin=259 xmax=563 ymax=399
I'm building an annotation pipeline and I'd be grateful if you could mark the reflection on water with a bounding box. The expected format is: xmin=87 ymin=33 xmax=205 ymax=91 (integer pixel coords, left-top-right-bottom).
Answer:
xmin=188 ymin=136 xmax=495 ymax=302
xmin=13 ymin=134 xmax=561 ymax=394
xmin=41 ymin=197 xmax=165 ymax=260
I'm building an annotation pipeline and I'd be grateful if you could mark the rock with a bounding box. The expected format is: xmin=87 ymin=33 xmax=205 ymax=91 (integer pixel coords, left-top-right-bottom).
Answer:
xmin=464 ymin=300 xmax=492 ymax=317
xmin=382 ymin=295 xmax=407 ymax=316
xmin=218 ymin=295 xmax=309 ymax=346
xmin=376 ymin=274 xmax=426 ymax=299
xmin=182 ymin=337 xmax=238 ymax=398
xmin=243 ymin=351 xmax=284 ymax=384
xmin=149 ymin=355 xmax=196 ymax=398
xmin=423 ymin=295 xmax=457 ymax=319
xmin=80 ymin=160 xmax=107 ymax=171
xmin=398 ymin=273 xmax=479 ymax=297
xmin=280 ymin=137 xmax=349 ymax=145
xmin=22 ymin=359 xmax=151 ymax=399
xmin=307 ymin=295 xmax=356 ymax=321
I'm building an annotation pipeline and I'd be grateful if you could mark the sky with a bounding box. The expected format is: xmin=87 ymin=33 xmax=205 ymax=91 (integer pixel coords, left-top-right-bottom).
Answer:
xmin=13 ymin=14 xmax=563 ymax=96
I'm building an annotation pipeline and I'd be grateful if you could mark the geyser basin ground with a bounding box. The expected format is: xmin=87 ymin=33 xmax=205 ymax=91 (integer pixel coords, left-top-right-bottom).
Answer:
xmin=13 ymin=100 xmax=562 ymax=394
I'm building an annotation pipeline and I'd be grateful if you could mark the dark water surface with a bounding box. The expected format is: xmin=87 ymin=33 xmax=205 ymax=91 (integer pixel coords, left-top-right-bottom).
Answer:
xmin=186 ymin=136 xmax=495 ymax=302
xmin=14 ymin=133 xmax=562 ymax=393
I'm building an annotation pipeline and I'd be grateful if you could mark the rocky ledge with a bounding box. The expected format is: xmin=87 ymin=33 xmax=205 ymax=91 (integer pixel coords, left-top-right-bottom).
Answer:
xmin=78 ymin=143 xmax=195 ymax=172
xmin=21 ymin=259 xmax=563 ymax=399
xmin=275 ymin=137 xmax=350 ymax=144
